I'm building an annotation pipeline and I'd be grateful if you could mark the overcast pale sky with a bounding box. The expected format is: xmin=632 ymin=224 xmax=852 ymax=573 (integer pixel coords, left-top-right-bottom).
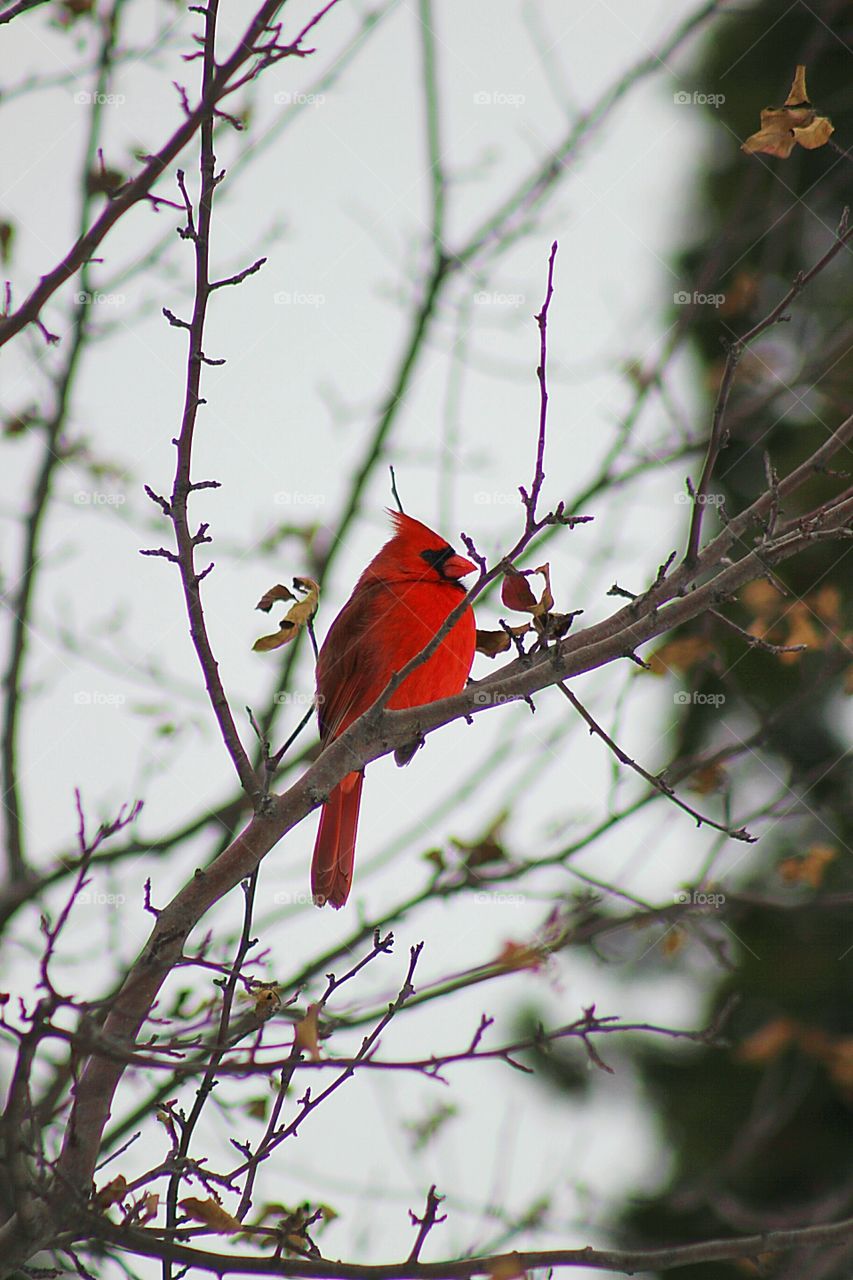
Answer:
xmin=1 ymin=2 xmax=752 ymax=1273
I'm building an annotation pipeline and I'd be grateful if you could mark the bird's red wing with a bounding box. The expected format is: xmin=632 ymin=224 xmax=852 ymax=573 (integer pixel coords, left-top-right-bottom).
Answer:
xmin=315 ymin=580 xmax=392 ymax=743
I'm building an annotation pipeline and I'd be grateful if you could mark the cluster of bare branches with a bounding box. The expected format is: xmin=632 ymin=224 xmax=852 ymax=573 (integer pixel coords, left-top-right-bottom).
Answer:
xmin=2 ymin=0 xmax=852 ymax=1278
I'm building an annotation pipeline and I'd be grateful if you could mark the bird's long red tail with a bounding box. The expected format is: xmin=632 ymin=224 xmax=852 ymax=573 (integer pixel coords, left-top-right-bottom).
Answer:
xmin=311 ymin=771 xmax=363 ymax=908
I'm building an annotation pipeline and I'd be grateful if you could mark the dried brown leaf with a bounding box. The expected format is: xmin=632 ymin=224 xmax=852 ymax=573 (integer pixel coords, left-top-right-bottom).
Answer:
xmin=735 ymin=1017 xmax=796 ymax=1064
xmin=501 ymin=569 xmax=538 ymax=612
xmin=251 ymin=983 xmax=282 ymax=1020
xmin=179 ymin=1196 xmax=241 ymax=1234
xmin=494 ymin=941 xmax=544 ymax=972
xmin=647 ymin=635 xmax=712 ymax=676
xmin=661 ymin=927 xmax=684 ymax=957
xmin=742 ymin=66 xmax=833 ymax=158
xmin=687 ymin=762 xmax=728 ymax=795
xmin=778 ymin=842 xmax=836 ymax=888
xmin=294 ymin=1003 xmax=322 ymax=1061
xmin=254 ymin=577 xmax=319 ymax=652
xmin=94 ymin=1174 xmax=128 ymax=1209
xmin=475 ymin=624 xmax=531 ymax=658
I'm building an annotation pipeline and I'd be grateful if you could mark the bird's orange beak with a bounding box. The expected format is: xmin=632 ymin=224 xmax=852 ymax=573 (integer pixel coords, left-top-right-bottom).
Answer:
xmin=442 ymin=552 xmax=477 ymax=580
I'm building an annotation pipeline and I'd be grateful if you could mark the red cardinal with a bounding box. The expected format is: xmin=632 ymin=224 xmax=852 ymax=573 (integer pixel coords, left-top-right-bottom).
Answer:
xmin=311 ymin=511 xmax=476 ymax=908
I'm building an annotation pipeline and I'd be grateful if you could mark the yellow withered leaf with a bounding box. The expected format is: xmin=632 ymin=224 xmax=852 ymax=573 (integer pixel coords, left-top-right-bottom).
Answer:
xmin=137 ymin=1192 xmax=159 ymax=1225
xmin=255 ymin=583 xmax=295 ymax=611
xmin=741 ymin=579 xmax=784 ymax=617
xmin=94 ymin=1174 xmax=128 ymax=1209
xmin=778 ymin=603 xmax=820 ymax=664
xmin=179 ymin=1197 xmax=242 ymax=1234
xmin=812 ymin=584 xmax=841 ymax=626
xmin=647 ymin=634 xmax=711 ymax=676
xmin=294 ymin=1003 xmax=322 ymax=1061
xmin=494 ymin=940 xmax=544 ymax=972
xmin=254 ymin=577 xmax=319 ymax=652
xmin=719 ymin=270 xmax=759 ymax=318
xmin=742 ymin=65 xmax=833 ymax=159
xmin=250 ymin=983 xmax=282 ymax=1021
xmin=532 ymin=564 xmax=554 ymax=615
xmin=735 ymin=1017 xmax=796 ymax=1064
xmin=662 ymin=927 xmax=684 ymax=958
xmin=826 ymin=1038 xmax=853 ymax=1091
xmin=778 ymin=842 xmax=836 ymax=888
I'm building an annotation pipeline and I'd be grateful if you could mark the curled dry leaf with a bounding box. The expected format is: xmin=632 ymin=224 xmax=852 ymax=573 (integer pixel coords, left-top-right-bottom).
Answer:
xmin=451 ymin=814 xmax=510 ymax=871
xmin=501 ymin=568 xmax=538 ymax=612
xmin=179 ymin=1196 xmax=242 ymax=1234
xmin=294 ymin=1002 xmax=322 ymax=1061
xmin=475 ymin=623 xmax=532 ymax=658
xmin=135 ymin=1191 xmax=159 ymax=1226
xmin=250 ymin=982 xmax=282 ymax=1021
xmin=94 ymin=1174 xmax=128 ymax=1210
xmin=742 ymin=65 xmax=833 ymax=159
xmin=501 ymin=564 xmax=554 ymax=618
xmin=487 ymin=562 xmax=565 ymax=653
xmin=253 ymin=576 xmax=319 ymax=652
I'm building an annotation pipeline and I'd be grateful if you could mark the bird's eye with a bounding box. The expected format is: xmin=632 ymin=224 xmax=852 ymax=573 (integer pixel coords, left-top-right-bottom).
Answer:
xmin=420 ymin=546 xmax=454 ymax=572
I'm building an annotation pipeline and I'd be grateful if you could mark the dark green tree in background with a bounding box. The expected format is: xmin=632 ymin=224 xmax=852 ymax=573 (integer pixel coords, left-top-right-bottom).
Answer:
xmin=619 ymin=3 xmax=853 ymax=1276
